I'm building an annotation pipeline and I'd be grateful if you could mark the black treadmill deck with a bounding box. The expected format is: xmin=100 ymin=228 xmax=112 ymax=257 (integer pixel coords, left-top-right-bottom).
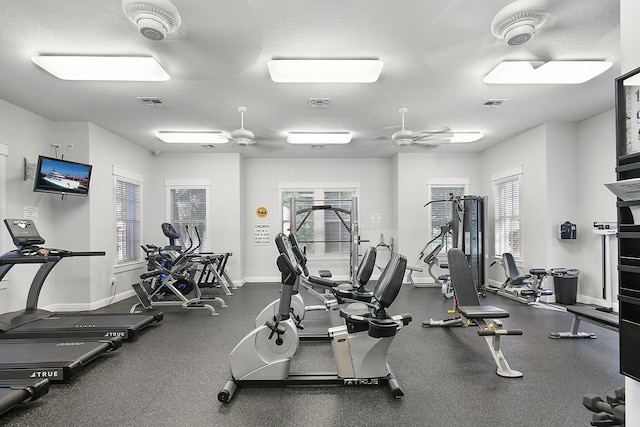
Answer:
xmin=0 ymin=337 xmax=122 ymax=382
xmin=0 ymin=311 xmax=163 ymax=340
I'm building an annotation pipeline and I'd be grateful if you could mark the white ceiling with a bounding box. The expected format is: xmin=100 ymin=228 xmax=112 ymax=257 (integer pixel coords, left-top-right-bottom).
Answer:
xmin=0 ymin=0 xmax=620 ymax=158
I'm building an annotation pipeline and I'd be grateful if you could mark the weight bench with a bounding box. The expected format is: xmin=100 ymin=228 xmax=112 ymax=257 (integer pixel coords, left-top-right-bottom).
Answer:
xmin=549 ymin=305 xmax=619 ymax=339
xmin=425 ymin=248 xmax=523 ymax=378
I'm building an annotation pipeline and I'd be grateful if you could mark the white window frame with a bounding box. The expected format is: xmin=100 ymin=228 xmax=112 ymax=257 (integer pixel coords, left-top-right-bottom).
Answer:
xmin=278 ymin=182 xmax=360 ymax=260
xmin=492 ymin=165 xmax=523 ymax=262
xmin=113 ymin=166 xmax=143 ymax=270
xmin=165 ymin=179 xmax=211 ymax=252
xmin=426 ymin=177 xmax=469 ymax=259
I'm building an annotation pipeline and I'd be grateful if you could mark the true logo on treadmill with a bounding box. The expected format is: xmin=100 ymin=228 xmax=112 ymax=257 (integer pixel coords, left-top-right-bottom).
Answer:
xmin=30 ymin=371 xmax=58 ymax=378
xmin=104 ymin=331 xmax=125 ymax=337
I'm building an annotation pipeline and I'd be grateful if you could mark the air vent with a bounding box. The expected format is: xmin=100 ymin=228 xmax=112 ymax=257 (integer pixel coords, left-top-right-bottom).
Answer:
xmin=309 ymin=98 xmax=331 ymax=108
xmin=482 ymin=99 xmax=508 ymax=108
xmin=137 ymin=96 xmax=165 ymax=106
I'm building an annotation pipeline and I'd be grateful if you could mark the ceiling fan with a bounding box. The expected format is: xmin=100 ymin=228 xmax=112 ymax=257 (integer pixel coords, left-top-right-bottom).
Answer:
xmin=231 ymin=106 xmax=256 ymax=145
xmin=391 ymin=108 xmax=454 ymax=146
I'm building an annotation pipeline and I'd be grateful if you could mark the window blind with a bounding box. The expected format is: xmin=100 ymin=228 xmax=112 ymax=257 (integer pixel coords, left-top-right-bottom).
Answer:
xmin=115 ymin=179 xmax=141 ymax=263
xmin=170 ymin=188 xmax=208 ymax=251
xmin=494 ymin=176 xmax=521 ymax=258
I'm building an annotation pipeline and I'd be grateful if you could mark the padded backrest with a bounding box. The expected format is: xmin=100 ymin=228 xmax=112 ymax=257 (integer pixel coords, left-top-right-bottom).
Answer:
xmin=275 ymin=233 xmax=300 ymax=273
xmin=161 ymin=223 xmax=181 ymax=246
xmin=502 ymin=252 xmax=520 ymax=280
xmin=355 ymin=246 xmax=376 ymax=286
xmin=447 ymin=248 xmax=480 ymax=306
xmin=372 ymin=252 xmax=407 ymax=308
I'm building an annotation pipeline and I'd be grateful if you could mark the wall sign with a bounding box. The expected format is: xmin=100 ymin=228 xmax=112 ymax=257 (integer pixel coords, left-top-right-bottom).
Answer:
xmin=254 ymin=224 xmax=270 ymax=246
xmin=256 ymin=206 xmax=268 ymax=218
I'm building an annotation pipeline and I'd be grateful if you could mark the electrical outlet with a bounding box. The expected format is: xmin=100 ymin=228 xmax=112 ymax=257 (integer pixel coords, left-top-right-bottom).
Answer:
xmin=51 ymin=143 xmax=61 ymax=149
xmin=111 ymin=277 xmax=117 ymax=287
xmin=67 ymin=143 xmax=74 ymax=150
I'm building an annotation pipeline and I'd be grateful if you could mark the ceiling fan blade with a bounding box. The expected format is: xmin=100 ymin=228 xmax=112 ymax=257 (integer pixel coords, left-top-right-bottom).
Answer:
xmin=414 ymin=131 xmax=454 ymax=141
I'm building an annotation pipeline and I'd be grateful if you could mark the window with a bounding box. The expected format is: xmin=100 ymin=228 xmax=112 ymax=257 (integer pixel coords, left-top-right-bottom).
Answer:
xmin=166 ymin=185 xmax=209 ymax=252
xmin=280 ymin=186 xmax=358 ymax=256
xmin=426 ymin=178 xmax=468 ymax=256
xmin=114 ymin=167 xmax=143 ymax=264
xmin=493 ymin=167 xmax=522 ymax=259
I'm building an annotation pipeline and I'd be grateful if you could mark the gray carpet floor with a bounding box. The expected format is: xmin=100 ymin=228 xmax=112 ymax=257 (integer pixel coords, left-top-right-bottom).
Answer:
xmin=1 ymin=282 xmax=623 ymax=426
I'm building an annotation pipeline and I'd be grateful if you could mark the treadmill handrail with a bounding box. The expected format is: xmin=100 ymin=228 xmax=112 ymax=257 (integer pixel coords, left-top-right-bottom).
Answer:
xmin=0 ymin=248 xmax=105 ymax=312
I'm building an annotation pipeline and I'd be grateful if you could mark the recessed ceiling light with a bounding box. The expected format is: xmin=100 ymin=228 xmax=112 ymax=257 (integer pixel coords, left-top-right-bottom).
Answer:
xmin=268 ymin=60 xmax=383 ymax=83
xmin=449 ymin=132 xmax=484 ymax=143
xmin=287 ymin=132 xmax=352 ymax=144
xmin=483 ymin=61 xmax=612 ymax=84
xmin=155 ymin=131 xmax=229 ymax=144
xmin=31 ymin=56 xmax=170 ymax=81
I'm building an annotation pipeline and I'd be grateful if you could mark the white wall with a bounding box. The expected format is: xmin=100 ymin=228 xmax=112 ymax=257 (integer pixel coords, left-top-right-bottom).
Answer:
xmin=242 ymin=157 xmax=395 ymax=282
xmin=396 ymin=152 xmax=482 ymax=283
xmin=0 ymin=99 xmax=57 ymax=313
xmin=575 ymin=110 xmax=617 ymax=307
xmin=87 ymin=123 xmax=154 ymax=307
xmin=144 ymin=152 xmax=243 ymax=286
xmin=480 ymin=125 xmax=549 ymax=282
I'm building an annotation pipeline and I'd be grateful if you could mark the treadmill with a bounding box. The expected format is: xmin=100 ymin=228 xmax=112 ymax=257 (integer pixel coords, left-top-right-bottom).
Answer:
xmin=0 ymin=379 xmax=49 ymax=416
xmin=0 ymin=219 xmax=162 ymax=341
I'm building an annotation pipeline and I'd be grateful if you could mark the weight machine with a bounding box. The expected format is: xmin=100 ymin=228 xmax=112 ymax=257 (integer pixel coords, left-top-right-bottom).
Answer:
xmin=411 ymin=194 xmax=486 ymax=294
xmin=288 ymin=197 xmax=360 ymax=279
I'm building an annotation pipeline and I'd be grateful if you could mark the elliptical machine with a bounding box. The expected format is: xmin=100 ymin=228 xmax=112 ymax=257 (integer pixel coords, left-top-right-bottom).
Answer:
xmin=131 ymin=223 xmax=227 ymax=315
xmin=218 ymin=233 xmax=412 ymax=403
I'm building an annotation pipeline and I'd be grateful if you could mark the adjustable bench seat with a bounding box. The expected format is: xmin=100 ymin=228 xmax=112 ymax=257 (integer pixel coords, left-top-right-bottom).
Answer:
xmin=425 ymin=248 xmax=523 ymax=378
xmin=549 ymin=305 xmax=619 ymax=339
xmin=457 ymin=305 xmax=509 ymax=319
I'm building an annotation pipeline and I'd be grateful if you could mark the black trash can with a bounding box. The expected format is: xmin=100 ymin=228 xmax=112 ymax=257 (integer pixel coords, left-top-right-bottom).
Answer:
xmin=554 ymin=271 xmax=579 ymax=305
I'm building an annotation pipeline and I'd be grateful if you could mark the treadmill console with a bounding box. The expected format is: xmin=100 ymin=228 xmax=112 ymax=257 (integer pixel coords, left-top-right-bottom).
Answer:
xmin=4 ymin=219 xmax=45 ymax=247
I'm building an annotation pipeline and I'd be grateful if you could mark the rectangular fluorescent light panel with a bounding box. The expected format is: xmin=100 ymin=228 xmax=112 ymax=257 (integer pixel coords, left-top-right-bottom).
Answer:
xmin=287 ymin=132 xmax=352 ymax=145
xmin=483 ymin=61 xmax=612 ymax=84
xmin=268 ymin=60 xmax=383 ymax=83
xmin=156 ymin=131 xmax=229 ymax=144
xmin=31 ymin=56 xmax=170 ymax=81
xmin=450 ymin=132 xmax=484 ymax=143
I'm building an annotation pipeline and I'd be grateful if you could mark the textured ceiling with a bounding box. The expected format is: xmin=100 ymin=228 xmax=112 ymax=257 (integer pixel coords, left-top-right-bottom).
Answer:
xmin=0 ymin=0 xmax=620 ymax=158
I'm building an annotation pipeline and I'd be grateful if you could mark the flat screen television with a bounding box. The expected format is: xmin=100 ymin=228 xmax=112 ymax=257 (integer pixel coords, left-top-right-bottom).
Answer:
xmin=33 ymin=155 xmax=93 ymax=196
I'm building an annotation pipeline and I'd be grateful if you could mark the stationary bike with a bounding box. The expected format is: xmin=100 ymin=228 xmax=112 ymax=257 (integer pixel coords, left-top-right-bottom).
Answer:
xmin=218 ymin=233 xmax=412 ymax=403
xmin=255 ymin=234 xmax=377 ymax=336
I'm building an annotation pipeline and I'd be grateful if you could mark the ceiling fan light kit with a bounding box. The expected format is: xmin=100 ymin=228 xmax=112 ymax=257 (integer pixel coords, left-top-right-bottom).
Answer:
xmin=231 ymin=107 xmax=257 ymax=145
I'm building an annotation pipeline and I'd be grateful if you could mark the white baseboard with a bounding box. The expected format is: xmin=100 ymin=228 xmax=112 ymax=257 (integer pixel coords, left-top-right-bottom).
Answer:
xmin=45 ymin=289 xmax=136 ymax=312
xmin=243 ymin=276 xmax=281 ymax=283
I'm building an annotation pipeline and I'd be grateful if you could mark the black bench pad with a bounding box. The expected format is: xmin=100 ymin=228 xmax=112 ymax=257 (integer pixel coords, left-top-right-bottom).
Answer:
xmin=567 ymin=305 xmax=619 ymax=329
xmin=458 ymin=305 xmax=509 ymax=319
